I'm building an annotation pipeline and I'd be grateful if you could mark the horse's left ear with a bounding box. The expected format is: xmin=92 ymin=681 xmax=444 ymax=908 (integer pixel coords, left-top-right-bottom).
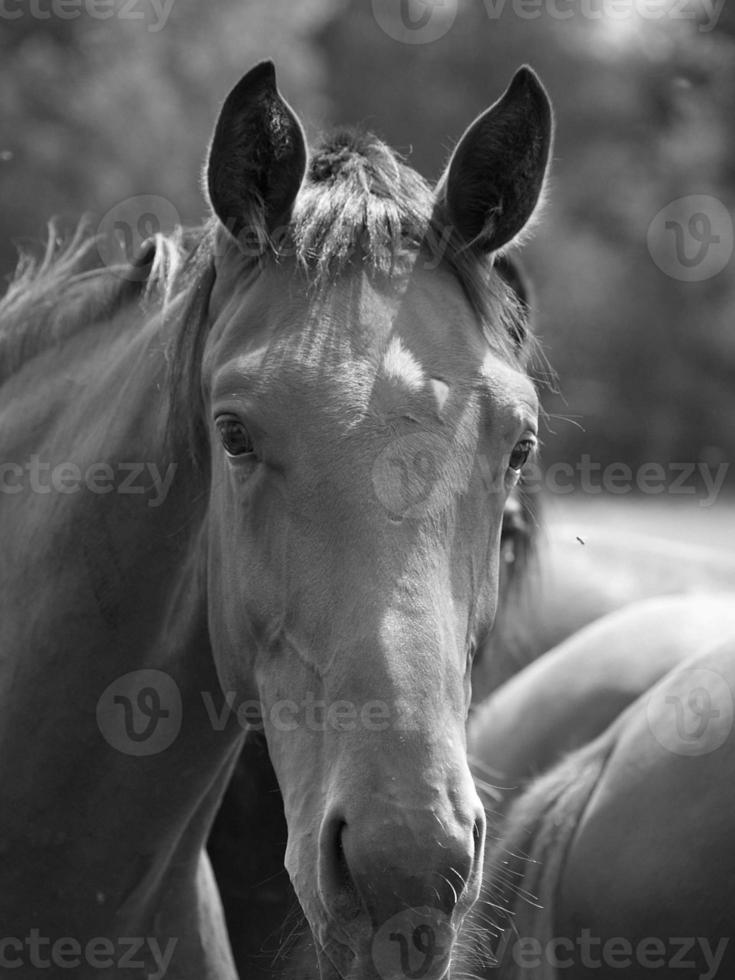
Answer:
xmin=206 ymin=61 xmax=307 ymax=247
xmin=438 ymin=67 xmax=553 ymax=252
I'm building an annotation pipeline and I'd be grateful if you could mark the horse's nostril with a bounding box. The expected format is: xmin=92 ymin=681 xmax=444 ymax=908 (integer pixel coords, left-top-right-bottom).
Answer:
xmin=320 ymin=816 xmax=361 ymax=920
xmin=335 ymin=821 xmax=351 ymax=886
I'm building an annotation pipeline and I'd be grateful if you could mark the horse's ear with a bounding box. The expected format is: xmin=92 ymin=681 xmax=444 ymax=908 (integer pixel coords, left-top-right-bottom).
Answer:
xmin=438 ymin=67 xmax=552 ymax=253
xmin=206 ymin=61 xmax=307 ymax=247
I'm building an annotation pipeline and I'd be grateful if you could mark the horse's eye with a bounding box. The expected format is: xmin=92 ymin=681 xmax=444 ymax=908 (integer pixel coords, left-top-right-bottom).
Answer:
xmin=216 ymin=418 xmax=254 ymax=457
xmin=508 ymin=438 xmax=535 ymax=472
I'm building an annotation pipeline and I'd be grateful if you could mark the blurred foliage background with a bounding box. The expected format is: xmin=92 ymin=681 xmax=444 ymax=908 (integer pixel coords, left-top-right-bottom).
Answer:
xmin=1 ymin=0 xmax=734 ymax=492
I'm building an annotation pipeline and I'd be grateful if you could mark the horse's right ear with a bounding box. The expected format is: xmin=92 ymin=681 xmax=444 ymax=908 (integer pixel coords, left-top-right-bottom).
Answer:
xmin=206 ymin=61 xmax=307 ymax=248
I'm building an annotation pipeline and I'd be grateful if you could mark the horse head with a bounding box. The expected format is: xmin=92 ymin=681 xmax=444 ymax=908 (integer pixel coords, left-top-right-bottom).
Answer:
xmin=194 ymin=61 xmax=551 ymax=978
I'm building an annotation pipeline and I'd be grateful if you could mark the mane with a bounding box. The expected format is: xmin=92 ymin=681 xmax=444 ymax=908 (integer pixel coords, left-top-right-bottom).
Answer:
xmin=0 ymin=218 xmax=189 ymax=386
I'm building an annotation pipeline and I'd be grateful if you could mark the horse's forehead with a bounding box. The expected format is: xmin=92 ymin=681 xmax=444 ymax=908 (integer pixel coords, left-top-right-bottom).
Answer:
xmin=210 ymin=265 xmax=531 ymax=425
xmin=287 ymin=268 xmax=488 ymax=376
xmin=479 ymin=350 xmax=539 ymax=414
xmin=356 ymin=266 xmax=487 ymax=356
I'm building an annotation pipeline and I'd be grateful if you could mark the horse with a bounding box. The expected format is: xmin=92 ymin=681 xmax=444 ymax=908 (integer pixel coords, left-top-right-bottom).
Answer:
xmin=206 ymin=227 xmax=735 ymax=978
xmin=276 ymin=593 xmax=735 ymax=978
xmin=0 ymin=60 xmax=552 ymax=978
xmin=457 ymin=591 xmax=735 ymax=979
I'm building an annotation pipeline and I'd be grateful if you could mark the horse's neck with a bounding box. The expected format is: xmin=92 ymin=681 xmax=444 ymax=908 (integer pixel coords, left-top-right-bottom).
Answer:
xmin=0 ymin=297 xmax=243 ymax=951
xmin=208 ymin=733 xmax=303 ymax=980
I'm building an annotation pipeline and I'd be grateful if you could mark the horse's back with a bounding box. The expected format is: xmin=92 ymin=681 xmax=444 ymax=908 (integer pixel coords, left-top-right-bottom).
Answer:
xmin=469 ymin=593 xmax=735 ymax=782
xmin=557 ymin=638 xmax=735 ymax=971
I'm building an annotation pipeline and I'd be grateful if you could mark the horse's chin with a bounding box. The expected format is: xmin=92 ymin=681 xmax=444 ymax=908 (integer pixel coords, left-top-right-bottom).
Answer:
xmin=316 ymin=952 xmax=452 ymax=980
xmin=313 ymin=913 xmax=457 ymax=980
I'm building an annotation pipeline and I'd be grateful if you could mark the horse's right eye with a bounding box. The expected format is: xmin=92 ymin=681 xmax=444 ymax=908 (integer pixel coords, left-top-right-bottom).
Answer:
xmin=216 ymin=418 xmax=254 ymax=457
xmin=508 ymin=438 xmax=535 ymax=472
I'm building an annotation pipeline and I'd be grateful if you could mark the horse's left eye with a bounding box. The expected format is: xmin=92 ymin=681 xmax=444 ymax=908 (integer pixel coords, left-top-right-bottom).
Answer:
xmin=508 ymin=438 xmax=535 ymax=472
xmin=216 ymin=418 xmax=254 ymax=457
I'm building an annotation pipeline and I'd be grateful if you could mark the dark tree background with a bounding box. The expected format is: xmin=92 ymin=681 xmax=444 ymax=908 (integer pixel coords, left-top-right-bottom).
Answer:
xmin=2 ymin=0 xmax=734 ymax=491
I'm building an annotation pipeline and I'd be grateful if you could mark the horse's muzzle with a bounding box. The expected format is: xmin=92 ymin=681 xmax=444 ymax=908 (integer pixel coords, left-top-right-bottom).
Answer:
xmin=317 ymin=791 xmax=486 ymax=931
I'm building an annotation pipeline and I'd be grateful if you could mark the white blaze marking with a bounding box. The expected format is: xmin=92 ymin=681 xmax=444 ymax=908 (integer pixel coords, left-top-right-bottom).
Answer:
xmin=429 ymin=378 xmax=450 ymax=414
xmin=380 ymin=338 xmax=425 ymax=392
